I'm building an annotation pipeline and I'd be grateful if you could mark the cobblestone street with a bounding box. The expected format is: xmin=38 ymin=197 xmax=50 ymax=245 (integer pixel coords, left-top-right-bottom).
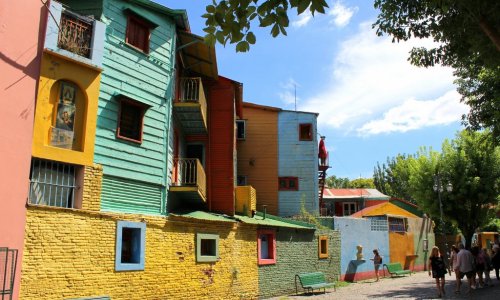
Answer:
xmin=270 ymin=272 xmax=500 ymax=299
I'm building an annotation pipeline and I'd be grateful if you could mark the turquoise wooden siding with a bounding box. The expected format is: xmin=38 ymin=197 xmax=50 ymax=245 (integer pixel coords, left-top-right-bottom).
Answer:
xmin=278 ymin=111 xmax=319 ymax=216
xmin=101 ymin=175 xmax=164 ymax=214
xmin=93 ymin=0 xmax=177 ymax=214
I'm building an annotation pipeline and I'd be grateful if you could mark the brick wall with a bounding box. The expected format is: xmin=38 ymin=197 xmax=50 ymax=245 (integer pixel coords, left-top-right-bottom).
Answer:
xmin=82 ymin=164 xmax=103 ymax=211
xmin=21 ymin=207 xmax=259 ymax=300
xmin=258 ymin=229 xmax=341 ymax=298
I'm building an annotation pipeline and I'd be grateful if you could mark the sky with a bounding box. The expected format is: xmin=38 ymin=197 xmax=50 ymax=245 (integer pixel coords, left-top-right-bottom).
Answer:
xmin=160 ymin=0 xmax=469 ymax=180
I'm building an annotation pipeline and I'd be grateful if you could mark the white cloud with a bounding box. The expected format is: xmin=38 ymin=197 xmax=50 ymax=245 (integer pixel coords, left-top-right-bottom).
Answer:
xmin=357 ymin=90 xmax=468 ymax=135
xmin=328 ymin=1 xmax=358 ymax=28
xmin=292 ymin=11 xmax=313 ymax=28
xmin=278 ymin=78 xmax=300 ymax=105
xmin=299 ymin=21 xmax=468 ymax=135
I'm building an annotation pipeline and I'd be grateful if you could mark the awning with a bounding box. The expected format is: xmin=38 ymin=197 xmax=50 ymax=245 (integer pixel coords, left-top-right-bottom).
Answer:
xmin=169 ymin=211 xmax=236 ymax=223
xmin=177 ymin=31 xmax=218 ymax=79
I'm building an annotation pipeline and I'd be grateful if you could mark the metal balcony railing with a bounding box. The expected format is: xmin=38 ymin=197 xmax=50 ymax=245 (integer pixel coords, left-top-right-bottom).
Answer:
xmin=172 ymin=158 xmax=206 ymax=199
xmin=57 ymin=10 xmax=93 ymax=58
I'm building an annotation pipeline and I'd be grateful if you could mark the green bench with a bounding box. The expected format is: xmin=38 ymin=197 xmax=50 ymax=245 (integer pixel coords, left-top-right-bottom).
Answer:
xmin=295 ymin=272 xmax=336 ymax=295
xmin=383 ymin=262 xmax=412 ymax=277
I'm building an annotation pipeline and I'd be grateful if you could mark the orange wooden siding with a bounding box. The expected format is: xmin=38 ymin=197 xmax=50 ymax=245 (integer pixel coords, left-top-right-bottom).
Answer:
xmin=238 ymin=104 xmax=279 ymax=215
xmin=389 ymin=232 xmax=415 ymax=269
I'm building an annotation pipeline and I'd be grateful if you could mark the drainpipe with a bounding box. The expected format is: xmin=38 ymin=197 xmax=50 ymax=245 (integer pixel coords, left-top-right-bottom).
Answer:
xmin=262 ymin=205 xmax=267 ymax=219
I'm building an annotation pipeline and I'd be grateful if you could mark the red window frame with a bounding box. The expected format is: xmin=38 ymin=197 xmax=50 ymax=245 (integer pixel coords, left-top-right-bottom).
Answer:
xmin=125 ymin=14 xmax=151 ymax=53
xmin=299 ymin=123 xmax=312 ymax=141
xmin=278 ymin=177 xmax=298 ymax=191
xmin=116 ymin=97 xmax=148 ymax=144
xmin=257 ymin=229 xmax=276 ymax=265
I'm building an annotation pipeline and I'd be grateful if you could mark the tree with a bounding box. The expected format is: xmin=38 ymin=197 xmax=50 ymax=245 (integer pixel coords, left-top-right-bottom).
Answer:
xmin=349 ymin=178 xmax=375 ymax=189
xmin=373 ymin=154 xmax=416 ymax=202
xmin=409 ymin=130 xmax=500 ymax=248
xmin=202 ymin=0 xmax=329 ymax=52
xmin=325 ymin=175 xmax=350 ymax=188
xmin=373 ymin=0 xmax=500 ymax=143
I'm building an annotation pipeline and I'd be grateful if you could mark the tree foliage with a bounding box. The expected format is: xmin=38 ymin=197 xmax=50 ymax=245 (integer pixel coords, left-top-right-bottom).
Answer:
xmin=202 ymin=0 xmax=329 ymax=52
xmin=408 ymin=131 xmax=500 ymax=248
xmin=373 ymin=0 xmax=500 ymax=143
xmin=373 ymin=154 xmax=416 ymax=202
xmin=325 ymin=175 xmax=374 ymax=188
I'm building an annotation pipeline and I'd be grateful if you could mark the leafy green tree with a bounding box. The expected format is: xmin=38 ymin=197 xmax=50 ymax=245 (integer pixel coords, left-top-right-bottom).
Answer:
xmin=325 ymin=175 xmax=350 ymax=188
xmin=373 ymin=154 xmax=416 ymax=202
xmin=348 ymin=178 xmax=375 ymax=188
xmin=373 ymin=0 xmax=500 ymax=143
xmin=409 ymin=131 xmax=500 ymax=248
xmin=202 ymin=0 xmax=329 ymax=52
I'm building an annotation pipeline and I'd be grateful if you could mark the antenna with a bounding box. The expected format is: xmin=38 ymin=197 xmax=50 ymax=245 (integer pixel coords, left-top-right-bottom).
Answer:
xmin=294 ymin=83 xmax=297 ymax=111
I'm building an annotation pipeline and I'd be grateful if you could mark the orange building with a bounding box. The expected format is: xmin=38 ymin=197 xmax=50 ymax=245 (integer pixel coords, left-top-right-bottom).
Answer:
xmin=237 ymin=102 xmax=280 ymax=215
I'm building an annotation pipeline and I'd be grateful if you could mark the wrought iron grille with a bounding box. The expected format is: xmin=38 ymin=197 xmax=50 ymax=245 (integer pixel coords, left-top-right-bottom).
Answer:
xmin=0 ymin=248 xmax=18 ymax=300
xmin=28 ymin=159 xmax=78 ymax=208
xmin=58 ymin=10 xmax=93 ymax=58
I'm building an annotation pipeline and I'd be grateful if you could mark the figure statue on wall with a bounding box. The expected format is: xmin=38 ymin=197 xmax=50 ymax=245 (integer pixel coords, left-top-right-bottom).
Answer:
xmin=318 ymin=136 xmax=327 ymax=166
xmin=357 ymin=245 xmax=364 ymax=260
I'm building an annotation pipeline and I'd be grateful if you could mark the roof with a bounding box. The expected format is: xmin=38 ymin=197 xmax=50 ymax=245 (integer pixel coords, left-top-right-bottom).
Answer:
xmin=235 ymin=212 xmax=316 ymax=230
xmin=323 ymin=188 xmax=390 ymax=200
xmin=170 ymin=210 xmax=315 ymax=230
xmin=126 ymin=0 xmax=189 ymax=30
xmin=350 ymin=202 xmax=418 ymax=218
xmin=243 ymin=102 xmax=281 ymax=112
xmin=177 ymin=31 xmax=218 ymax=79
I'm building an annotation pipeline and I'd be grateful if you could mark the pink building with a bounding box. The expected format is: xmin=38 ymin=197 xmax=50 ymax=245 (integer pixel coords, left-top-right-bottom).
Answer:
xmin=0 ymin=1 xmax=46 ymax=298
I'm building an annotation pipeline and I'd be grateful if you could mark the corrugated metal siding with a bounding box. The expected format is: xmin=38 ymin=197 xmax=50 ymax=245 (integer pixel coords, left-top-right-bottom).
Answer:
xmin=278 ymin=111 xmax=318 ymax=216
xmin=208 ymin=79 xmax=236 ymax=215
xmin=101 ymin=175 xmax=163 ymax=215
xmin=238 ymin=106 xmax=278 ymax=214
xmin=94 ymin=1 xmax=175 ymax=196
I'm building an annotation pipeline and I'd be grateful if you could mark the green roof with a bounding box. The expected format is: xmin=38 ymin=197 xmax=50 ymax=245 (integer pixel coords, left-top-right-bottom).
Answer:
xmin=169 ymin=211 xmax=236 ymax=223
xmin=235 ymin=212 xmax=316 ymax=230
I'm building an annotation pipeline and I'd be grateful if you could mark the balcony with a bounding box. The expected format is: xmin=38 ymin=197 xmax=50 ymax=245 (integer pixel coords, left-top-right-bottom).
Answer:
xmin=44 ymin=1 xmax=105 ymax=69
xmin=169 ymin=158 xmax=206 ymax=204
xmin=173 ymin=78 xmax=208 ymax=134
xmin=235 ymin=186 xmax=256 ymax=217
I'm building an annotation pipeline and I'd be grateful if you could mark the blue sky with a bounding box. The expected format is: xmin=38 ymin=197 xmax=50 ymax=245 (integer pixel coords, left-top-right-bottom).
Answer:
xmin=160 ymin=0 xmax=469 ymax=179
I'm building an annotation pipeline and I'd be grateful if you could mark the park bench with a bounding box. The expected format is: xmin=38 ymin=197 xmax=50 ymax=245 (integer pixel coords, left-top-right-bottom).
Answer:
xmin=383 ymin=262 xmax=412 ymax=277
xmin=295 ymin=272 xmax=336 ymax=295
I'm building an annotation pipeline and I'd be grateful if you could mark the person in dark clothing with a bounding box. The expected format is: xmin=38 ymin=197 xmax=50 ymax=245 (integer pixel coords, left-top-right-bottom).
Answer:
xmin=429 ymin=246 xmax=448 ymax=298
xmin=492 ymin=244 xmax=500 ymax=280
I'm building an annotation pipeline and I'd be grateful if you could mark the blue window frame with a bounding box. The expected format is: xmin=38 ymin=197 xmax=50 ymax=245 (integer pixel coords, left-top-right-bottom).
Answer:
xmin=115 ymin=221 xmax=146 ymax=271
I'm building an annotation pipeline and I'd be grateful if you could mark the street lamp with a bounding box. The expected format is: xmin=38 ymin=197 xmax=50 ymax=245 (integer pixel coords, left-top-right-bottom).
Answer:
xmin=433 ymin=174 xmax=452 ymax=266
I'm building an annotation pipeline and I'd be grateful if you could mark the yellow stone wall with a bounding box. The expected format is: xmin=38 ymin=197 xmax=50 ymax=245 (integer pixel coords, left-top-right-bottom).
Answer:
xmin=82 ymin=164 xmax=103 ymax=211
xmin=21 ymin=207 xmax=259 ymax=300
xmin=32 ymin=51 xmax=101 ymax=166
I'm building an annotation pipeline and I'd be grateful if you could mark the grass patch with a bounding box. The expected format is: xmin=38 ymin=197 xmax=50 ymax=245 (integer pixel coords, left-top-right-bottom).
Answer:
xmin=336 ymin=281 xmax=351 ymax=288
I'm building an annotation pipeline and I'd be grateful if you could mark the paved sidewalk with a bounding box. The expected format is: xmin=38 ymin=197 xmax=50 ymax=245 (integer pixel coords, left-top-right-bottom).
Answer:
xmin=269 ymin=272 xmax=500 ymax=299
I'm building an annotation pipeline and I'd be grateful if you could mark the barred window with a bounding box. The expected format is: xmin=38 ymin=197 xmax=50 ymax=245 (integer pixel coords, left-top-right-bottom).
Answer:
xmin=388 ymin=217 xmax=406 ymax=232
xmin=370 ymin=218 xmax=388 ymax=231
xmin=28 ymin=159 xmax=79 ymax=208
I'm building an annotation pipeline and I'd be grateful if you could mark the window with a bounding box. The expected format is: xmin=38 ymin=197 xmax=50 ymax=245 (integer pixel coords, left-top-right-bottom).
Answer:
xmin=126 ymin=14 xmax=151 ymax=53
xmin=299 ymin=123 xmax=312 ymax=141
xmin=196 ymin=233 xmax=219 ymax=262
xmin=343 ymin=202 xmax=357 ymax=216
xmin=258 ymin=229 xmax=276 ymax=265
xmin=117 ymin=97 xmax=148 ymax=143
xmin=370 ymin=218 xmax=388 ymax=231
xmin=388 ymin=217 xmax=406 ymax=232
xmin=28 ymin=158 xmax=79 ymax=208
xmin=318 ymin=236 xmax=329 ymax=259
xmin=115 ymin=221 xmax=146 ymax=271
xmin=236 ymin=120 xmax=246 ymax=140
xmin=278 ymin=177 xmax=298 ymax=191
xmin=237 ymin=175 xmax=247 ymax=186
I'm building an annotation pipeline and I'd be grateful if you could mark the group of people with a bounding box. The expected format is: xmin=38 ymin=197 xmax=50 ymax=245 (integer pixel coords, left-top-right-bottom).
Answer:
xmin=428 ymin=243 xmax=500 ymax=297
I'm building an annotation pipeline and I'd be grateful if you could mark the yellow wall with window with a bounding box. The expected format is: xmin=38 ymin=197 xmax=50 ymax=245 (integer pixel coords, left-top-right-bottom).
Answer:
xmin=21 ymin=206 xmax=259 ymax=300
xmin=32 ymin=52 xmax=101 ymax=166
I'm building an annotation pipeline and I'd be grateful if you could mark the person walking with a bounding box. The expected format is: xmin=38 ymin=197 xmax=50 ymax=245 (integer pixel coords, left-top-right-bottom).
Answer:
xmin=371 ymin=249 xmax=382 ymax=282
xmin=456 ymin=243 xmax=477 ymax=294
xmin=450 ymin=245 xmax=461 ymax=293
xmin=472 ymin=246 xmax=486 ymax=288
xmin=492 ymin=244 xmax=500 ymax=281
xmin=483 ymin=247 xmax=493 ymax=286
xmin=428 ymin=246 xmax=448 ymax=298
